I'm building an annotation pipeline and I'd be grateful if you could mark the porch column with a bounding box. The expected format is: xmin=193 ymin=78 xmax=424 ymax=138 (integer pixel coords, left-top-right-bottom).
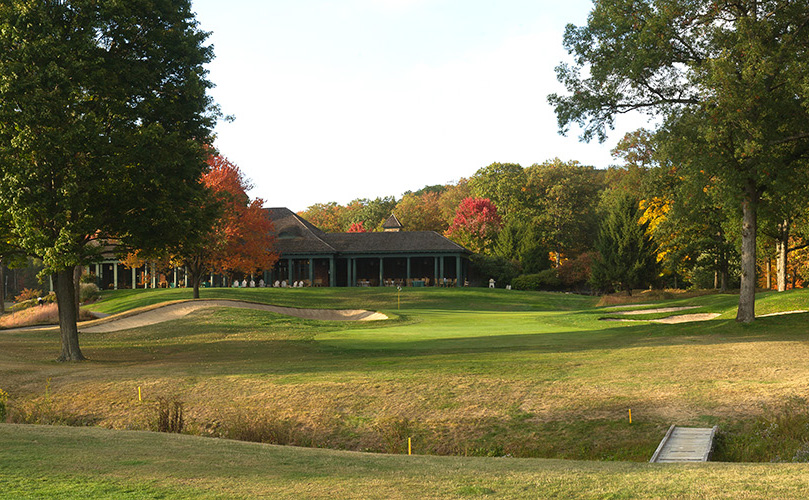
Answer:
xmin=379 ymin=258 xmax=384 ymax=286
xmin=352 ymin=258 xmax=357 ymax=286
xmin=132 ymin=267 xmax=136 ymax=289
xmin=173 ymin=268 xmax=177 ymax=288
xmin=184 ymin=267 xmax=188 ymax=287
xmin=329 ymin=257 xmax=336 ymax=287
xmin=406 ymin=257 xmax=411 ymax=280
xmin=49 ymin=275 xmax=54 ymax=292
xmin=456 ymin=254 xmax=462 ymax=287
xmin=95 ymin=264 xmax=101 ymax=288
xmin=210 ymin=272 xmax=214 ymax=287
xmin=151 ymin=263 xmax=156 ymax=288
xmin=434 ymin=257 xmax=439 ymax=286
xmin=113 ymin=263 xmax=119 ymax=290
xmin=439 ymin=256 xmax=445 ymax=285
xmin=308 ymin=258 xmax=314 ymax=285
xmin=287 ymin=258 xmax=293 ymax=284
xmin=347 ymin=258 xmax=352 ymax=286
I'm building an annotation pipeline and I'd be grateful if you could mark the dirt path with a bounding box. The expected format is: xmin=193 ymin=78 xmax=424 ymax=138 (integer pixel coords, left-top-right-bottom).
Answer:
xmin=2 ymin=300 xmax=388 ymax=334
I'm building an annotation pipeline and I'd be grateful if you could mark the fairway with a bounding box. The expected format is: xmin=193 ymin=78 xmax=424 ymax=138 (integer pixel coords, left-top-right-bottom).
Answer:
xmin=3 ymin=287 xmax=809 ymax=497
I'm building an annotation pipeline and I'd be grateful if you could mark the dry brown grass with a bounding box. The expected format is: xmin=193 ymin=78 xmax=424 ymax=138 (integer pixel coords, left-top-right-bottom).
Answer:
xmin=596 ymin=288 xmax=720 ymax=307
xmin=0 ymin=303 xmax=96 ymax=329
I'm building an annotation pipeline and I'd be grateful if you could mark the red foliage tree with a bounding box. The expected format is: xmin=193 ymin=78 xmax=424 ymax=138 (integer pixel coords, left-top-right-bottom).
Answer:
xmin=444 ymin=197 xmax=503 ymax=254
xmin=347 ymin=221 xmax=367 ymax=233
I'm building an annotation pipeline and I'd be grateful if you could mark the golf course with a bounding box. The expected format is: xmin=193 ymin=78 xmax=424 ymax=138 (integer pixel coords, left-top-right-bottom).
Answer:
xmin=3 ymin=287 xmax=809 ymax=498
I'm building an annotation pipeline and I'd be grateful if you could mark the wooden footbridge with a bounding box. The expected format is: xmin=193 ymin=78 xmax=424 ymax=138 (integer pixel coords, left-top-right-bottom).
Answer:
xmin=650 ymin=425 xmax=718 ymax=463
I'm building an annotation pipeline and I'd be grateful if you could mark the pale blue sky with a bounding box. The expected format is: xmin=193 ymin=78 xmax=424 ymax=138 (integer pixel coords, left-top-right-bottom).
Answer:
xmin=191 ymin=0 xmax=648 ymax=212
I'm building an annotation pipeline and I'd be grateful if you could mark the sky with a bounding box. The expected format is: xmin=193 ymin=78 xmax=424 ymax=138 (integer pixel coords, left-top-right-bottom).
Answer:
xmin=191 ymin=0 xmax=650 ymax=212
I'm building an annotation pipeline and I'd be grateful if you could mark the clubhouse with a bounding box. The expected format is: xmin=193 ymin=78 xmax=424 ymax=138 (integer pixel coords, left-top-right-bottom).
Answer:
xmin=91 ymin=208 xmax=471 ymax=289
xmin=265 ymin=208 xmax=471 ymax=287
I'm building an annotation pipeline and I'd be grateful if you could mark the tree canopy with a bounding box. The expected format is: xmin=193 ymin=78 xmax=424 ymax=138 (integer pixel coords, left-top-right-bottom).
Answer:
xmin=549 ymin=0 xmax=809 ymax=321
xmin=0 ymin=0 xmax=219 ymax=359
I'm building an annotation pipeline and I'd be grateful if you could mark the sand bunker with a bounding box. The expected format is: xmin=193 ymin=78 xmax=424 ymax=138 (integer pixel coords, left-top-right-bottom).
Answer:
xmin=652 ymin=313 xmax=721 ymax=324
xmin=601 ymin=312 xmax=721 ymax=324
xmin=757 ymin=310 xmax=808 ymax=318
xmin=79 ymin=300 xmax=388 ymax=333
xmin=611 ymin=306 xmax=700 ymax=315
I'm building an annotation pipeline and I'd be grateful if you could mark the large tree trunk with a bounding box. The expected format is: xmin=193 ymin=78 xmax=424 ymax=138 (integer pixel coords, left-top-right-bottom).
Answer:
xmin=736 ymin=185 xmax=758 ymax=323
xmin=55 ymin=267 xmax=85 ymax=362
xmin=776 ymin=220 xmax=789 ymax=292
xmin=192 ymin=271 xmax=201 ymax=299
xmin=187 ymin=257 xmax=204 ymax=299
xmin=73 ymin=265 xmax=82 ymax=317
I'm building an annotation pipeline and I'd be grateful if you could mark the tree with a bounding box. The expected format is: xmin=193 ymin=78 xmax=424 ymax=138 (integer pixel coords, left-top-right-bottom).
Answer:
xmin=469 ymin=163 xmax=527 ymax=218
xmin=352 ymin=197 xmax=397 ymax=231
xmin=445 ymin=198 xmax=503 ymax=254
xmin=493 ymin=219 xmax=550 ymax=274
xmin=524 ymin=159 xmax=603 ymax=265
xmin=438 ymin=179 xmax=472 ymax=227
xmin=0 ymin=214 xmax=26 ymax=315
xmin=549 ymin=0 xmax=809 ymax=321
xmin=178 ymin=153 xmax=277 ymax=299
xmin=347 ymin=221 xmax=367 ymax=233
xmin=299 ymin=203 xmax=346 ymax=233
xmin=0 ymin=0 xmax=218 ymax=360
xmin=394 ymin=192 xmax=446 ymax=232
xmin=590 ymin=194 xmax=658 ymax=295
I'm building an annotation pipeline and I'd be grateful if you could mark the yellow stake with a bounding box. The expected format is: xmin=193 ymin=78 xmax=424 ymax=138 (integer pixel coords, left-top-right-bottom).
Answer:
xmin=629 ymin=409 xmax=632 ymax=424
xmin=138 ymin=386 xmax=142 ymax=402
xmin=408 ymin=437 xmax=412 ymax=456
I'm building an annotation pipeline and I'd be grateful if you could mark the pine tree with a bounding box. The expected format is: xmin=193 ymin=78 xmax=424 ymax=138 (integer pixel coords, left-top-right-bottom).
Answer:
xmin=590 ymin=194 xmax=657 ymax=295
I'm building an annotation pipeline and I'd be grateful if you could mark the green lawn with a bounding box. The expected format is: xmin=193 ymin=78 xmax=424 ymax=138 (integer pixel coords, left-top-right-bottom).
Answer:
xmin=2 ymin=287 xmax=809 ymax=497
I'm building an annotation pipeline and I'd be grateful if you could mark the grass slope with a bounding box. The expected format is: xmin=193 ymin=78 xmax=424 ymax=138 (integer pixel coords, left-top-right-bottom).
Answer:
xmin=3 ymin=423 xmax=809 ymax=500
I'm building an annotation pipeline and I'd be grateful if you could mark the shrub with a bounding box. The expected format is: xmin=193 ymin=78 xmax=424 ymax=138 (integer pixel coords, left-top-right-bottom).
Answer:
xmin=558 ymin=252 xmax=596 ymax=289
xmin=512 ymin=269 xmax=562 ymax=291
xmin=14 ymin=288 xmax=42 ymax=303
xmin=79 ymin=283 xmax=100 ymax=303
xmin=469 ymin=254 xmax=520 ymax=287
xmin=80 ymin=272 xmax=97 ymax=284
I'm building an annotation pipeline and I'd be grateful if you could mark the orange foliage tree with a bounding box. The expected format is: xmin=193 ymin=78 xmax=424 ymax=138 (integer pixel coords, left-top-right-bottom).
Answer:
xmin=394 ymin=192 xmax=446 ymax=232
xmin=176 ymin=153 xmax=278 ymax=298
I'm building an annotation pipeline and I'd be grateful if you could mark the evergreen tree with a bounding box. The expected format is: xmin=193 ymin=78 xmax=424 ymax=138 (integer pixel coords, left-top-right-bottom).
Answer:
xmin=590 ymin=194 xmax=658 ymax=295
xmin=493 ymin=219 xmax=550 ymax=274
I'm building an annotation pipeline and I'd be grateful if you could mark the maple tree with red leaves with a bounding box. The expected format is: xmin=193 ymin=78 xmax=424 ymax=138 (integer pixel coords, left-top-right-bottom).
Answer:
xmin=445 ymin=197 xmax=503 ymax=254
xmin=347 ymin=221 xmax=367 ymax=233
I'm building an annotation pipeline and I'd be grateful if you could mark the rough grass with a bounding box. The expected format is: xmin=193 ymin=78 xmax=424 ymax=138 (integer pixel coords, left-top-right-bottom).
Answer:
xmin=2 ymin=288 xmax=809 ymax=464
xmin=4 ymin=424 xmax=809 ymax=499
xmin=0 ymin=302 xmax=95 ymax=329
xmin=595 ymin=288 xmax=721 ymax=307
